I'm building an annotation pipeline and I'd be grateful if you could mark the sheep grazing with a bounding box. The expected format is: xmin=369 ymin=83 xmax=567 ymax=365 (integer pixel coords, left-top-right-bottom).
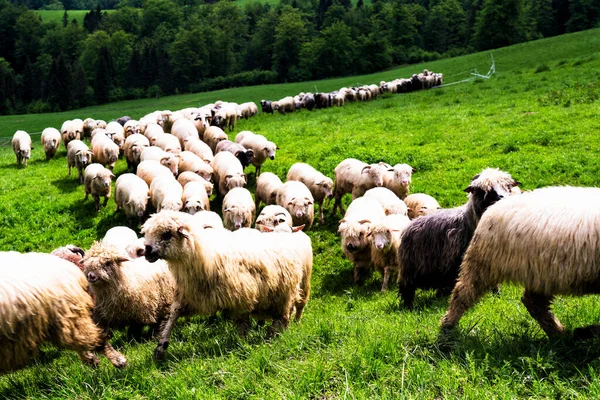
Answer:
xmin=123 ymin=134 xmax=150 ymax=171
xmin=255 ymin=205 xmax=293 ymax=233
xmin=178 ymin=151 xmax=213 ymax=181
xmin=92 ymin=134 xmax=119 ymax=171
xmin=150 ymin=176 xmax=183 ymax=212
xmin=397 ymin=168 xmax=519 ymax=309
xmin=115 ymin=173 xmax=150 ymax=220
xmin=140 ymin=147 xmax=180 ymax=176
xmin=0 ymin=251 xmax=117 ymax=372
xmin=41 ymin=127 xmax=61 ymax=160
xmin=236 ymin=131 xmax=278 ymax=177
xmin=364 ymin=187 xmax=408 ymax=216
xmin=144 ymin=123 xmax=164 ymax=144
xmin=339 ymin=197 xmax=386 ymax=284
xmin=276 ymin=181 xmax=315 ymax=231
xmin=239 ymin=102 xmax=258 ymax=119
xmin=61 ymin=119 xmax=83 ymax=149
xmin=441 ymin=186 xmax=600 ymax=339
xmin=182 ymin=181 xmax=210 ymax=215
xmin=84 ymin=163 xmax=115 ymax=211
xmin=141 ymin=210 xmax=312 ymax=359
xmin=404 ymin=193 xmax=441 ymax=219
xmin=51 ymin=244 xmax=85 ymax=270
xmin=105 ymin=121 xmax=126 ymax=152
xmin=272 ymin=96 xmax=295 ymax=114
xmin=287 ymin=163 xmax=333 ymax=225
xmin=223 ymin=187 xmax=256 ymax=231
xmin=67 ymin=140 xmax=93 ymax=184
xmin=211 ymin=102 xmax=238 ymax=132
xmin=170 ymin=118 xmax=199 ymax=148
xmin=193 ymin=210 xmax=224 ymax=229
xmin=332 ymin=158 xmax=388 ymax=215
xmin=383 ymin=163 xmax=415 ymax=200
xmin=369 ymin=214 xmax=411 ymax=291
xmin=211 ymin=151 xmax=247 ymax=197
xmin=184 ymin=138 xmax=214 ymax=164
xmin=260 ymin=100 xmax=273 ymax=114
xmin=154 ymin=133 xmax=182 ymax=155
xmin=204 ymin=126 xmax=228 ymax=153
xmin=102 ymin=226 xmax=145 ymax=259
xmin=123 ymin=119 xmax=141 ymax=137
xmin=12 ymin=130 xmax=32 ymax=166
xmin=137 ymin=160 xmax=175 ymax=187
xmin=82 ymin=242 xmax=175 ymax=364
xmin=215 ymin=140 xmax=255 ymax=169
xmin=255 ymin=172 xmax=284 ymax=209
xmin=177 ymin=171 xmax=214 ymax=196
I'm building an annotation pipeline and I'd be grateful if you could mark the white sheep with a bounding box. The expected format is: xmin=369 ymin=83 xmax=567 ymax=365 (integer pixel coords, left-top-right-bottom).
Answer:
xmin=115 ymin=173 xmax=150 ymax=220
xmin=177 ymin=171 xmax=214 ymax=196
xmin=144 ymin=123 xmax=165 ymax=144
xmin=239 ymin=102 xmax=258 ymax=119
xmin=140 ymin=146 xmax=180 ymax=176
xmin=204 ymin=126 xmax=228 ymax=153
xmin=150 ymin=175 xmax=183 ymax=212
xmin=84 ymin=163 xmax=115 ymax=211
xmin=105 ymin=121 xmax=125 ymax=151
xmin=369 ymin=214 xmax=411 ymax=291
xmin=67 ymin=140 xmax=93 ymax=184
xmin=382 ymin=163 xmax=415 ymax=200
xmin=211 ymin=151 xmax=247 ymax=197
xmin=61 ymin=119 xmax=83 ymax=149
xmin=276 ymin=181 xmax=315 ymax=230
xmin=287 ymin=163 xmax=333 ymax=225
xmin=41 ymin=127 xmax=61 ymax=160
xmin=223 ymin=187 xmax=256 ymax=231
xmin=364 ymin=187 xmax=408 ymax=216
xmin=178 ymin=151 xmax=213 ymax=181
xmin=255 ymin=172 xmax=284 ymax=209
xmin=184 ymin=137 xmax=214 ymax=164
xmin=193 ymin=210 xmax=224 ymax=229
xmin=136 ymin=160 xmax=175 ymax=186
xmin=237 ymin=131 xmax=278 ymax=177
xmin=92 ymin=134 xmax=119 ymax=171
xmin=102 ymin=226 xmax=145 ymax=259
xmin=170 ymin=118 xmax=199 ymax=149
xmin=182 ymin=181 xmax=210 ymax=215
xmin=404 ymin=193 xmax=441 ymax=219
xmin=123 ymin=133 xmax=150 ymax=171
xmin=123 ymin=119 xmax=141 ymax=137
xmin=255 ymin=205 xmax=293 ymax=233
xmin=154 ymin=133 xmax=182 ymax=155
xmin=332 ymin=158 xmax=389 ymax=215
xmin=12 ymin=130 xmax=32 ymax=166
xmin=272 ymin=96 xmax=295 ymax=114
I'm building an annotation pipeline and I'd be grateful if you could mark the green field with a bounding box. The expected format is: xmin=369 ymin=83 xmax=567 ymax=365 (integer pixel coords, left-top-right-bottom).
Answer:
xmin=1 ymin=28 xmax=600 ymax=398
xmin=37 ymin=9 xmax=115 ymax=25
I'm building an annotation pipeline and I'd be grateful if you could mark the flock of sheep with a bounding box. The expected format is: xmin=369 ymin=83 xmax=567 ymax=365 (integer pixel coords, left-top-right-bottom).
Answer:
xmin=3 ymin=70 xmax=600 ymax=376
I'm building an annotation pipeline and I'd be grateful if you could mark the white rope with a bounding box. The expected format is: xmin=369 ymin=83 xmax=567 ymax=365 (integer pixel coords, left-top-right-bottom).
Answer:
xmin=433 ymin=53 xmax=495 ymax=88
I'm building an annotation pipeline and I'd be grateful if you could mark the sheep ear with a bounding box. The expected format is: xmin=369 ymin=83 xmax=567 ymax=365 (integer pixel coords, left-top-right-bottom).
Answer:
xmin=110 ymin=173 xmax=116 ymax=179
xmin=276 ymin=146 xmax=280 ymax=150
xmin=177 ymin=225 xmax=190 ymax=238
xmin=361 ymin=166 xmax=372 ymax=173
xmin=358 ymin=219 xmax=371 ymax=225
xmin=292 ymin=225 xmax=305 ymax=232
xmin=407 ymin=207 xmax=414 ymax=211
xmin=513 ymin=180 xmax=522 ymax=186
xmin=464 ymin=185 xmax=474 ymax=193
xmin=470 ymin=173 xmax=481 ymax=182
xmin=225 ymin=174 xmax=233 ymax=179
xmin=234 ymin=151 xmax=242 ymax=157
xmin=411 ymin=167 xmax=417 ymax=173
xmin=224 ymin=207 xmax=231 ymax=212
xmin=243 ymin=174 xmax=247 ymax=183
xmin=116 ymin=256 xmax=130 ymax=264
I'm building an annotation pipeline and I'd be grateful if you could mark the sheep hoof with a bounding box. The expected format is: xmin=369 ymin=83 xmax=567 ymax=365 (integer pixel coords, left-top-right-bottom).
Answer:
xmin=573 ymin=325 xmax=600 ymax=340
xmin=113 ymin=356 xmax=128 ymax=369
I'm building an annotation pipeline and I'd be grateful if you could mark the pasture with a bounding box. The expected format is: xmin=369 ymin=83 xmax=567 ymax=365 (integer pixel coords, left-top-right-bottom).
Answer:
xmin=1 ymin=28 xmax=600 ymax=398
xmin=37 ymin=9 xmax=115 ymax=25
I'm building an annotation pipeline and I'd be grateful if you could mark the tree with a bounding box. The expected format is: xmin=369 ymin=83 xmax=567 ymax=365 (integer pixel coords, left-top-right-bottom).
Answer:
xmin=170 ymin=26 xmax=211 ymax=90
xmin=62 ymin=10 xmax=68 ymax=27
xmin=83 ymin=6 xmax=102 ymax=33
xmin=14 ymin=10 xmax=43 ymax=72
xmin=567 ymin=0 xmax=600 ymax=32
xmin=272 ymin=7 xmax=308 ymax=81
xmin=71 ymin=59 xmax=87 ymax=107
xmin=424 ymin=0 xmax=468 ymax=53
xmin=124 ymin=48 xmax=144 ymax=89
xmin=0 ymin=58 xmax=17 ymax=113
xmin=94 ymin=46 xmax=113 ymax=104
xmin=472 ymin=0 xmax=528 ymax=50
xmin=141 ymin=0 xmax=182 ymax=37
xmin=47 ymin=54 xmax=71 ymax=111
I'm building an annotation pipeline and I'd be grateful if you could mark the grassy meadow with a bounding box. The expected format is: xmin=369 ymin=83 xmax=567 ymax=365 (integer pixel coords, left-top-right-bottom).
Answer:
xmin=1 ymin=28 xmax=600 ymax=398
xmin=37 ymin=9 xmax=115 ymax=25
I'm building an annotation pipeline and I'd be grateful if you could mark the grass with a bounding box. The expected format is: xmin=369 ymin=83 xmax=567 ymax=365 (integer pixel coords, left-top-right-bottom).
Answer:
xmin=1 ymin=28 xmax=600 ymax=398
xmin=37 ymin=9 xmax=115 ymax=25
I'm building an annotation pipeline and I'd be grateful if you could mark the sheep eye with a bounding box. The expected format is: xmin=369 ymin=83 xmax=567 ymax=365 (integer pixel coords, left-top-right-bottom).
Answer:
xmin=161 ymin=231 xmax=173 ymax=241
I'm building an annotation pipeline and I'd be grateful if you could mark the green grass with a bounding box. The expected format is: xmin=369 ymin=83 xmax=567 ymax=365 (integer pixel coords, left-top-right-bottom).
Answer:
xmin=1 ymin=28 xmax=600 ymax=398
xmin=37 ymin=9 xmax=115 ymax=25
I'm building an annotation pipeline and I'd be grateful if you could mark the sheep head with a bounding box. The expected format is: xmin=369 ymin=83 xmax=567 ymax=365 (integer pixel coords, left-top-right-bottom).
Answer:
xmin=82 ymin=241 xmax=129 ymax=287
xmin=464 ymin=168 xmax=520 ymax=217
xmin=339 ymin=219 xmax=372 ymax=253
xmin=142 ymin=211 xmax=194 ymax=263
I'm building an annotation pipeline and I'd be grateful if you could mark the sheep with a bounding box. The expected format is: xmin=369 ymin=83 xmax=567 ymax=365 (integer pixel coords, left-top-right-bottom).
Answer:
xmin=369 ymin=214 xmax=411 ymax=291
xmin=184 ymin=138 xmax=214 ymax=164
xmin=83 ymin=118 xmax=99 ymax=139
xmin=339 ymin=197 xmax=386 ymax=284
xmin=332 ymin=92 xmax=345 ymax=107
xmin=84 ymin=163 xmax=115 ymax=211
xmin=92 ymin=134 xmax=119 ymax=171
xmin=140 ymin=146 xmax=180 ymax=176
xmin=67 ymin=140 xmax=93 ymax=184
xmin=301 ymin=93 xmax=316 ymax=110
xmin=61 ymin=119 xmax=83 ymax=149
xmin=137 ymin=160 xmax=175 ymax=187
xmin=171 ymin=118 xmax=199 ymax=149
xmin=276 ymin=181 xmax=315 ymax=231
xmin=82 ymin=242 xmax=175 ymax=359
xmin=0 ymin=251 xmax=123 ymax=373
xmin=144 ymin=123 xmax=165 ymax=144
xmin=150 ymin=175 xmax=183 ymax=212
xmin=105 ymin=121 xmax=126 ymax=151
xmin=255 ymin=205 xmax=293 ymax=233
xmin=41 ymin=127 xmax=61 ymax=160
xmin=123 ymin=133 xmax=150 ymax=171
xmin=182 ymin=181 xmax=210 ymax=214
xmin=154 ymin=133 xmax=182 ymax=155
xmin=158 ymin=110 xmax=184 ymax=133
xmin=211 ymin=151 xmax=247 ymax=197
xmin=404 ymin=193 xmax=441 ymax=219
xmin=123 ymin=119 xmax=141 ymax=137
xmin=51 ymin=244 xmax=85 ymax=270
xmin=12 ymin=130 xmax=32 ymax=166
xmin=237 ymin=131 xmax=278 ymax=177
xmin=364 ymin=187 xmax=408 ymax=216
xmin=239 ymin=102 xmax=258 ymax=119
xmin=255 ymin=172 xmax=284 ymax=209
xmin=102 ymin=226 xmax=145 ymax=259
xmin=115 ymin=173 xmax=150 ymax=220
xmin=382 ymin=163 xmax=415 ymax=200
xmin=215 ymin=140 xmax=255 ymax=169
xmin=260 ymin=100 xmax=274 ymax=114
xmin=204 ymin=126 xmax=228 ymax=153
xmin=397 ymin=168 xmax=519 ymax=310
xmin=439 ymin=186 xmax=600 ymax=339
xmin=223 ymin=187 xmax=255 ymax=231
xmin=178 ymin=151 xmax=213 ymax=182
xmin=287 ymin=163 xmax=333 ymax=225
xmin=211 ymin=102 xmax=238 ymax=132
xmin=141 ymin=210 xmax=312 ymax=358
xmin=332 ymin=158 xmax=389 ymax=215
xmin=177 ymin=171 xmax=214 ymax=196
xmin=116 ymin=116 xmax=132 ymax=126
xmin=314 ymin=93 xmax=331 ymax=108
xmin=193 ymin=210 xmax=224 ymax=229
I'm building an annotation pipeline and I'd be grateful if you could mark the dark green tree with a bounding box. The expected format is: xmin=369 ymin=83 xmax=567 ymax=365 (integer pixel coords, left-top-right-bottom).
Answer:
xmin=71 ymin=59 xmax=87 ymax=107
xmin=472 ymin=0 xmax=528 ymax=50
xmin=567 ymin=0 xmax=600 ymax=32
xmin=124 ymin=48 xmax=144 ymax=89
xmin=424 ymin=0 xmax=468 ymax=53
xmin=94 ymin=46 xmax=113 ymax=104
xmin=272 ymin=7 xmax=307 ymax=81
xmin=47 ymin=54 xmax=71 ymax=111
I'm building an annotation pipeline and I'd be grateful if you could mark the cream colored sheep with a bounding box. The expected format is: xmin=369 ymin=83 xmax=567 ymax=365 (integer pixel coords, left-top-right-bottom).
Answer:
xmin=150 ymin=175 xmax=183 ymax=212
xmin=84 ymin=163 xmax=115 ymax=211
xmin=272 ymin=96 xmax=295 ymax=114
xmin=140 ymin=146 xmax=180 ymax=176
xmin=287 ymin=163 xmax=333 ymax=225
xmin=123 ymin=119 xmax=141 ymax=137
xmin=369 ymin=214 xmax=411 ymax=291
xmin=115 ymin=173 xmax=150 ymax=220
xmin=136 ymin=160 xmax=175 ymax=187
xmin=154 ymin=133 xmax=182 ymax=155
xmin=255 ymin=205 xmax=293 ymax=232
xmin=144 ymin=123 xmax=165 ymax=144
xmin=364 ymin=187 xmax=408 ymax=216
xmin=141 ymin=210 xmax=312 ymax=359
xmin=12 ymin=130 xmax=32 ymax=166
xmin=204 ymin=126 xmax=228 ymax=153
xmin=92 ymin=134 xmax=119 ymax=171
xmin=105 ymin=121 xmax=125 ymax=151
xmin=193 ymin=210 xmax=224 ymax=229
xmin=211 ymin=151 xmax=247 ymax=197
xmin=276 ymin=181 xmax=315 ymax=230
xmin=124 ymin=134 xmax=150 ymax=171
xmin=170 ymin=118 xmax=199 ymax=149
xmin=382 ymin=163 xmax=415 ymax=200
xmin=237 ymin=131 xmax=278 ymax=177
xmin=0 ymin=251 xmax=123 ymax=372
xmin=339 ymin=197 xmax=386 ymax=284
xmin=67 ymin=140 xmax=93 ymax=184
xmin=102 ymin=226 xmax=145 ymax=259
xmin=182 ymin=181 xmax=210 ymax=214
xmin=404 ymin=193 xmax=441 ymax=219
xmin=333 ymin=158 xmax=388 ymax=215
xmin=177 ymin=171 xmax=214 ymax=196
xmin=223 ymin=187 xmax=255 ymax=231
xmin=178 ymin=151 xmax=213 ymax=181
xmin=255 ymin=172 xmax=284 ymax=209
xmin=184 ymin=138 xmax=214 ymax=164
xmin=239 ymin=102 xmax=258 ymax=119
xmin=61 ymin=119 xmax=83 ymax=149
xmin=41 ymin=127 xmax=61 ymax=160
xmin=234 ymin=130 xmax=253 ymax=144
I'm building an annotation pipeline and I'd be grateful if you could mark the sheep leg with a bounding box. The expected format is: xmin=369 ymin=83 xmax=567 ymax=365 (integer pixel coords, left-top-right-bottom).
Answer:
xmin=93 ymin=195 xmax=100 ymax=211
xmin=154 ymin=301 xmax=183 ymax=361
xmin=521 ymin=290 xmax=565 ymax=337
xmin=77 ymin=351 xmax=100 ymax=367
xmin=381 ymin=266 xmax=392 ymax=291
xmin=440 ymin=279 xmax=493 ymax=331
xmin=399 ymin=284 xmax=416 ymax=310
xmin=234 ymin=315 xmax=251 ymax=337
xmin=94 ymin=328 xmax=127 ymax=368
xmin=318 ymin=200 xmax=325 ymax=225
xmin=103 ymin=195 xmax=109 ymax=207
xmin=573 ymin=325 xmax=600 ymax=340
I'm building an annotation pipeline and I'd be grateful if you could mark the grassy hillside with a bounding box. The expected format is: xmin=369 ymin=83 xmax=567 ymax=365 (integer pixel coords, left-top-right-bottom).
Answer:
xmin=37 ymin=9 xmax=115 ymax=25
xmin=1 ymin=28 xmax=600 ymax=398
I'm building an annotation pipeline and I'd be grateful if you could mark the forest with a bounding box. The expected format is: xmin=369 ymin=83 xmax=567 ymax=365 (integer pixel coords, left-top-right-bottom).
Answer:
xmin=0 ymin=0 xmax=598 ymax=114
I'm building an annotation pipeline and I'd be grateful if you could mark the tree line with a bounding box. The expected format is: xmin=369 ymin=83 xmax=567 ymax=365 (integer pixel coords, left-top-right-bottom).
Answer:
xmin=0 ymin=0 xmax=598 ymax=114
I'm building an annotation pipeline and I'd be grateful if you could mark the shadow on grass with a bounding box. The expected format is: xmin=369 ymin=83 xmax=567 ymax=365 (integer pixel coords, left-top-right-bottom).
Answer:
xmin=51 ymin=177 xmax=80 ymax=193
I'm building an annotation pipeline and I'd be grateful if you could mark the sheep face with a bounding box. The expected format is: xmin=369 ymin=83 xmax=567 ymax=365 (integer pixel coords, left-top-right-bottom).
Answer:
xmin=160 ymin=156 xmax=179 ymax=176
xmin=339 ymin=220 xmax=371 ymax=253
xmin=369 ymin=225 xmax=392 ymax=251
xmin=225 ymin=207 xmax=249 ymax=230
xmin=142 ymin=212 xmax=191 ymax=263
xmin=82 ymin=252 xmax=128 ymax=287
xmin=256 ymin=212 xmax=290 ymax=232
xmin=362 ymin=165 xmax=385 ymax=187
xmin=464 ymin=168 xmax=520 ymax=216
xmin=235 ymin=150 xmax=254 ymax=168
xmin=77 ymin=150 xmax=92 ymax=168
xmin=317 ymin=179 xmax=334 ymax=198
xmin=263 ymin=142 xmax=277 ymax=160
xmin=184 ymin=200 xmax=205 ymax=215
xmin=124 ymin=197 xmax=148 ymax=219
xmin=93 ymin=172 xmax=113 ymax=194
xmin=225 ymin=174 xmax=246 ymax=191
xmin=391 ymin=164 xmax=415 ymax=187
xmin=19 ymin=148 xmax=31 ymax=161
xmin=287 ymin=197 xmax=313 ymax=219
